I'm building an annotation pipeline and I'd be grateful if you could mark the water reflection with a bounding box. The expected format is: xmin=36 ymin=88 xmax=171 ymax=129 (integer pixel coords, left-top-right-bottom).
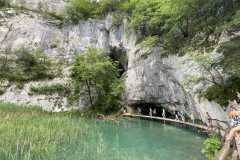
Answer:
xmin=53 ymin=118 xmax=207 ymax=160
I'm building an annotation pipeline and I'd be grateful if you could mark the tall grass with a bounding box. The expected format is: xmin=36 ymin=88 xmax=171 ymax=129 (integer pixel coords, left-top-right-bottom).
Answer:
xmin=0 ymin=102 xmax=106 ymax=160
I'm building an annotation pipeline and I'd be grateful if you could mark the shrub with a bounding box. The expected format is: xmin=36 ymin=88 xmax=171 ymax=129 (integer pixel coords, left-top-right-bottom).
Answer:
xmin=66 ymin=0 xmax=137 ymax=23
xmin=37 ymin=1 xmax=43 ymax=12
xmin=46 ymin=11 xmax=65 ymax=21
xmin=202 ymin=132 xmax=221 ymax=159
xmin=16 ymin=82 xmax=24 ymax=89
xmin=0 ymin=48 xmax=60 ymax=83
xmin=19 ymin=0 xmax=26 ymax=8
xmin=66 ymin=0 xmax=95 ymax=22
xmin=139 ymin=36 xmax=160 ymax=48
xmin=50 ymin=43 xmax=58 ymax=49
xmin=0 ymin=88 xmax=5 ymax=95
xmin=30 ymin=84 xmax=71 ymax=96
xmin=112 ymin=12 xmax=123 ymax=28
xmin=0 ymin=0 xmax=10 ymax=8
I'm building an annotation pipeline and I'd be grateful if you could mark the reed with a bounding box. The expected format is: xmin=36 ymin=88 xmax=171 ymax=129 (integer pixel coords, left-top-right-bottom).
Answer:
xmin=0 ymin=102 xmax=106 ymax=160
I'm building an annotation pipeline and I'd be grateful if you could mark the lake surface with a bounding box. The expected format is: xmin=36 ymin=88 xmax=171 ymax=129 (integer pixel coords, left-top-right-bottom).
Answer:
xmin=57 ymin=118 xmax=207 ymax=160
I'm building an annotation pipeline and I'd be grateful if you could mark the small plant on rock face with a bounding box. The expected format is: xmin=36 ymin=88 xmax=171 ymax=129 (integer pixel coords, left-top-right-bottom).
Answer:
xmin=50 ymin=43 xmax=58 ymax=49
xmin=49 ymin=38 xmax=60 ymax=49
xmin=37 ymin=1 xmax=43 ymax=12
xmin=16 ymin=82 xmax=24 ymax=89
xmin=43 ymin=2 xmax=49 ymax=12
xmin=112 ymin=12 xmax=123 ymax=28
xmin=30 ymin=84 xmax=71 ymax=96
xmin=0 ymin=88 xmax=5 ymax=95
xmin=19 ymin=0 xmax=26 ymax=8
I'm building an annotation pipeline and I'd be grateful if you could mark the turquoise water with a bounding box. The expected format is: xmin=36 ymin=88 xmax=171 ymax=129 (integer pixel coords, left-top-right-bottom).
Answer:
xmin=57 ymin=118 xmax=207 ymax=160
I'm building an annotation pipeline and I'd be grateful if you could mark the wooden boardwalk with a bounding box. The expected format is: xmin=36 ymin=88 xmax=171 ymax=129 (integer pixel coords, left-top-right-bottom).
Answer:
xmin=123 ymin=114 xmax=240 ymax=159
xmin=123 ymin=114 xmax=227 ymax=137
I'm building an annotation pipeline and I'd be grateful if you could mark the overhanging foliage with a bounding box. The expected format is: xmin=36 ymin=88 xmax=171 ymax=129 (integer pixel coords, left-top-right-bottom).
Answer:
xmin=70 ymin=47 xmax=125 ymax=113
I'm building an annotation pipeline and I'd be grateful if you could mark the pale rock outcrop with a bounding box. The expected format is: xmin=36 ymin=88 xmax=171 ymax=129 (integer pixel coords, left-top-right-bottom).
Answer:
xmin=0 ymin=77 xmax=69 ymax=111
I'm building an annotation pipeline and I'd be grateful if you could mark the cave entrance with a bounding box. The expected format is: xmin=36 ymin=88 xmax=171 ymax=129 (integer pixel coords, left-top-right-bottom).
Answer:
xmin=109 ymin=46 xmax=128 ymax=76
xmin=132 ymin=103 xmax=173 ymax=118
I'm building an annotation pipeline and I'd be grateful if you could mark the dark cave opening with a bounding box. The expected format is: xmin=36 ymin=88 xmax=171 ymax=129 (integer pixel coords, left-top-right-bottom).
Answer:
xmin=109 ymin=46 xmax=128 ymax=76
xmin=132 ymin=103 xmax=174 ymax=118
xmin=115 ymin=60 xmax=125 ymax=76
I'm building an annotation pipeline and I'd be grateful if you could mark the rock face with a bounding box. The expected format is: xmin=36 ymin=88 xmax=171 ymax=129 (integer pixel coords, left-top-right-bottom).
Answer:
xmin=0 ymin=4 xmax=234 ymax=123
xmin=10 ymin=0 xmax=68 ymax=13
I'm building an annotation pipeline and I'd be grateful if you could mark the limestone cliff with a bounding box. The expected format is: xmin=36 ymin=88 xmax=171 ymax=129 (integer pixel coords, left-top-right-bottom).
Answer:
xmin=0 ymin=1 xmax=235 ymax=123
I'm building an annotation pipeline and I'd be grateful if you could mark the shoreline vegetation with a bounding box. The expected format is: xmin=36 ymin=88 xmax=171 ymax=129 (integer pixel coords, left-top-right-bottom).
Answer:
xmin=0 ymin=101 xmax=213 ymax=159
xmin=0 ymin=101 xmax=107 ymax=160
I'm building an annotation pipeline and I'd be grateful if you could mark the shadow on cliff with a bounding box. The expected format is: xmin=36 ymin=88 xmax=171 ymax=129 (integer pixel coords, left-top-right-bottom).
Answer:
xmin=132 ymin=103 xmax=174 ymax=118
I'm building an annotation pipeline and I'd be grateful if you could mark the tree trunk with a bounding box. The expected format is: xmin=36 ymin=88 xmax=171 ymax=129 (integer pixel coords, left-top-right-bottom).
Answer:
xmin=93 ymin=81 xmax=101 ymax=99
xmin=223 ymin=0 xmax=234 ymax=14
xmin=232 ymin=150 xmax=239 ymax=160
xmin=86 ymin=80 xmax=94 ymax=110
xmin=211 ymin=64 xmax=225 ymax=85
xmin=223 ymin=0 xmax=227 ymax=14
xmin=213 ymin=141 xmax=230 ymax=160
xmin=230 ymin=0 xmax=234 ymax=9
xmin=180 ymin=17 xmax=189 ymax=38
xmin=4 ymin=52 xmax=8 ymax=67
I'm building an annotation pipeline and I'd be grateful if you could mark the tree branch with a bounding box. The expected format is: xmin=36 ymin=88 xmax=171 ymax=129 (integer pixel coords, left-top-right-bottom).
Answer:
xmin=86 ymin=79 xmax=94 ymax=109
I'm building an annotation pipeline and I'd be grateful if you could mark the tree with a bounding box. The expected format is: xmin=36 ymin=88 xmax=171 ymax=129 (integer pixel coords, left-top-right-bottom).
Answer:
xmin=70 ymin=47 xmax=125 ymax=112
xmin=182 ymin=48 xmax=240 ymax=106
xmin=66 ymin=0 xmax=95 ymax=22
xmin=184 ymin=35 xmax=240 ymax=87
xmin=0 ymin=0 xmax=8 ymax=7
xmin=182 ymin=51 xmax=224 ymax=89
xmin=0 ymin=48 xmax=57 ymax=82
xmin=127 ymin=0 xmax=239 ymax=54
xmin=0 ymin=46 xmax=12 ymax=80
xmin=217 ymin=35 xmax=240 ymax=78
xmin=66 ymin=0 xmax=133 ymax=22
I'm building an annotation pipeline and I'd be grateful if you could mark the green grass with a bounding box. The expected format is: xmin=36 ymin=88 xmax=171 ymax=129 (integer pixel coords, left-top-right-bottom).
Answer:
xmin=0 ymin=102 xmax=105 ymax=160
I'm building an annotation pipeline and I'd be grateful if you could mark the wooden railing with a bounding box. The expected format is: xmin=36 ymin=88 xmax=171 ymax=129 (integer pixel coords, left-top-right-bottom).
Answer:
xmin=211 ymin=119 xmax=240 ymax=160
xmin=207 ymin=119 xmax=230 ymax=145
xmin=124 ymin=114 xmax=238 ymax=160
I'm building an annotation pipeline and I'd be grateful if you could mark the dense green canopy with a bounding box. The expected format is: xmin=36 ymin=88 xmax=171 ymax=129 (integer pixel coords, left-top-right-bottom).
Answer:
xmin=70 ymin=47 xmax=125 ymax=113
xmin=67 ymin=0 xmax=239 ymax=55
